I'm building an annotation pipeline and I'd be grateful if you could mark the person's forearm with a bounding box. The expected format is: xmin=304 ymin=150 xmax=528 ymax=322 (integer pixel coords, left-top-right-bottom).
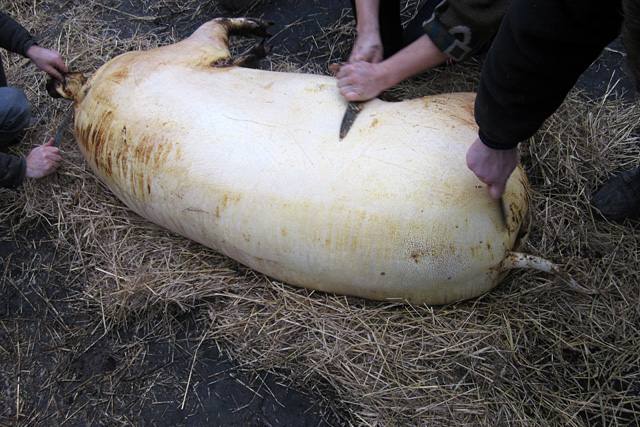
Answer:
xmin=354 ymin=0 xmax=380 ymax=34
xmin=376 ymin=34 xmax=447 ymax=91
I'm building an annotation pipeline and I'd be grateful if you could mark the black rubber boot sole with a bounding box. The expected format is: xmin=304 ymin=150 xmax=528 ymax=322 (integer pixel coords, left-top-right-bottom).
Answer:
xmin=592 ymin=166 xmax=640 ymax=221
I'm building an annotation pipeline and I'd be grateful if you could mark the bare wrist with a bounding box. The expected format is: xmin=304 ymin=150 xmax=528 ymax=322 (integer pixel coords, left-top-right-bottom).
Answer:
xmin=25 ymin=44 xmax=38 ymax=59
xmin=356 ymin=21 xmax=379 ymax=36
xmin=376 ymin=59 xmax=401 ymax=91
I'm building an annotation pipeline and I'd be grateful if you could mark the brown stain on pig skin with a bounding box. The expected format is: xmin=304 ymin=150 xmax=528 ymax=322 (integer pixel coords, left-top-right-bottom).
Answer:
xmin=425 ymin=96 xmax=476 ymax=128
xmin=75 ymin=111 xmax=115 ymax=175
xmin=76 ymin=111 xmax=178 ymax=199
xmin=213 ymin=193 xmax=243 ymax=221
xmin=450 ymin=113 xmax=475 ymax=128
xmin=459 ymin=100 xmax=475 ymax=120
xmin=502 ymin=175 xmax=531 ymax=240
xmin=220 ymin=193 xmax=242 ymax=208
xmin=108 ymin=67 xmax=130 ymax=84
xmin=411 ymin=243 xmax=456 ymax=264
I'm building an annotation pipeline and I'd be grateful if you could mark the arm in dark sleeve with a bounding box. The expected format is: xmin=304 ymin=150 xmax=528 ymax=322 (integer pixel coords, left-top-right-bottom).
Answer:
xmin=0 ymin=152 xmax=26 ymax=187
xmin=422 ymin=0 xmax=511 ymax=62
xmin=0 ymin=11 xmax=36 ymax=56
xmin=475 ymin=0 xmax=623 ymax=149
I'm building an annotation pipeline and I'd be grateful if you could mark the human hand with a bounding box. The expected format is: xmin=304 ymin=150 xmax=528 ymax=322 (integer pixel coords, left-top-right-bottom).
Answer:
xmin=26 ymin=45 xmax=69 ymax=81
xmin=330 ymin=61 xmax=387 ymax=102
xmin=349 ymin=31 xmax=383 ymax=64
xmin=25 ymin=137 xmax=61 ymax=179
xmin=466 ymin=137 xmax=519 ymax=199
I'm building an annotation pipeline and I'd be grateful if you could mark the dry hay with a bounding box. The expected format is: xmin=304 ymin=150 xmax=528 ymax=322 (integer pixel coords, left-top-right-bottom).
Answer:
xmin=2 ymin=0 xmax=640 ymax=425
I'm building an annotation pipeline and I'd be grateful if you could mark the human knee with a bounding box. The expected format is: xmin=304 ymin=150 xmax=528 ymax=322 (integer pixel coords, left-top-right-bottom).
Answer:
xmin=0 ymin=87 xmax=32 ymax=134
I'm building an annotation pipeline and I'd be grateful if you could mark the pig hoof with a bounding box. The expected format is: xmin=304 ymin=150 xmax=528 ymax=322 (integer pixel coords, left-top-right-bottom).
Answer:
xmin=233 ymin=38 xmax=273 ymax=68
xmin=220 ymin=17 xmax=274 ymax=39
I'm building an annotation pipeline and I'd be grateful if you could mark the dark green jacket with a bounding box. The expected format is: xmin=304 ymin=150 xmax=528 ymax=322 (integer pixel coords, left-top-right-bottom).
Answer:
xmin=423 ymin=0 xmax=511 ymax=62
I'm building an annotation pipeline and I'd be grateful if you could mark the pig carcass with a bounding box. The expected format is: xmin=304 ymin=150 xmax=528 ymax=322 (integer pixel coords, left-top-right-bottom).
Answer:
xmin=49 ymin=17 xmax=589 ymax=305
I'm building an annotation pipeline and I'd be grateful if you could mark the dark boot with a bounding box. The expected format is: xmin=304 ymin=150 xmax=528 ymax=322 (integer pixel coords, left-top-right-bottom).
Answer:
xmin=592 ymin=166 xmax=640 ymax=220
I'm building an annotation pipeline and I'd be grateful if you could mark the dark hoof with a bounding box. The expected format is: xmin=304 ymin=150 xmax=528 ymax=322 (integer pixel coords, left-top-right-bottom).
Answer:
xmin=233 ymin=39 xmax=273 ymax=69
xmin=225 ymin=18 xmax=274 ymax=39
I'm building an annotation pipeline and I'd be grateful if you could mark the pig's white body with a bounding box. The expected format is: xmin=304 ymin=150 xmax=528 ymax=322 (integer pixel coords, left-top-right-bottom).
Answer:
xmin=57 ymin=18 xmax=540 ymax=304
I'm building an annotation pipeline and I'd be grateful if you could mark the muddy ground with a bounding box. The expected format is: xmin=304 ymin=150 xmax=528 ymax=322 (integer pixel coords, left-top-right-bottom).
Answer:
xmin=0 ymin=0 xmax=636 ymax=426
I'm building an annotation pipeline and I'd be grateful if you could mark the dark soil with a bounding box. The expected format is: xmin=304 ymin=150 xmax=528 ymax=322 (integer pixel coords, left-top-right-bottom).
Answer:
xmin=0 ymin=208 xmax=340 ymax=426
xmin=0 ymin=0 xmax=636 ymax=426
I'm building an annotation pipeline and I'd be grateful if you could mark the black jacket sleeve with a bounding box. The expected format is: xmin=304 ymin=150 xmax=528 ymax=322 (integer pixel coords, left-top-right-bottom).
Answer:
xmin=0 ymin=11 xmax=36 ymax=56
xmin=0 ymin=152 xmax=26 ymax=187
xmin=474 ymin=0 xmax=624 ymax=149
xmin=0 ymin=12 xmax=33 ymax=186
